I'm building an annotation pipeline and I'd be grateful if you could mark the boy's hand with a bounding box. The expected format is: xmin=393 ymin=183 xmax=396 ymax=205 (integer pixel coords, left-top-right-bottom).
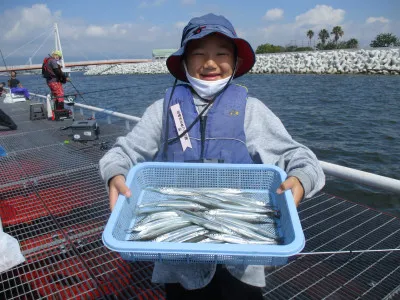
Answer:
xmin=108 ymin=175 xmax=132 ymax=211
xmin=276 ymin=176 xmax=304 ymax=206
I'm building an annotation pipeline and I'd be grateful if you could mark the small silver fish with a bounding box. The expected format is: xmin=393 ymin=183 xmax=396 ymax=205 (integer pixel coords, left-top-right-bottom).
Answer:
xmin=202 ymin=213 xmax=278 ymax=242
xmin=153 ymin=225 xmax=204 ymax=242
xmin=146 ymin=187 xmax=200 ymax=197
xmin=208 ymin=214 xmax=277 ymax=240
xmin=207 ymin=233 xmax=279 ymax=245
xmin=127 ymin=216 xmax=185 ymax=233
xmin=197 ymin=237 xmax=225 ymax=244
xmin=177 ymin=210 xmax=235 ymax=235
xmin=207 ymin=209 xmax=277 ymax=222
xmin=170 ymin=229 xmax=209 ymax=243
xmin=135 ymin=211 xmax=180 ymax=226
xmin=129 ymin=220 xmax=192 ymax=240
xmin=139 ymin=200 xmax=207 ymax=211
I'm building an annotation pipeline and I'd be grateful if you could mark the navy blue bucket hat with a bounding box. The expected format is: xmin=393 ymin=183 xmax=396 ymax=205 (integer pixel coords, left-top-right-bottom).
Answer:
xmin=166 ymin=13 xmax=256 ymax=82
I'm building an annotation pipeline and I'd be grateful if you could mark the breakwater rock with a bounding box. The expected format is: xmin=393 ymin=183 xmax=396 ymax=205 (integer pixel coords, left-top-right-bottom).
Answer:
xmin=85 ymin=48 xmax=400 ymax=76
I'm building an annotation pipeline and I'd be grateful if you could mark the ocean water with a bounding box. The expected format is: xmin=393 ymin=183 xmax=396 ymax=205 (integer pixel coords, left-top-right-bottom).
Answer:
xmin=3 ymin=72 xmax=400 ymax=217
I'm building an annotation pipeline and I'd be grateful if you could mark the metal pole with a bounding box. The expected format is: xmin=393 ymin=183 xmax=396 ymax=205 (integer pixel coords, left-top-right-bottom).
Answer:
xmin=320 ymin=160 xmax=400 ymax=194
xmin=54 ymin=23 xmax=66 ymax=69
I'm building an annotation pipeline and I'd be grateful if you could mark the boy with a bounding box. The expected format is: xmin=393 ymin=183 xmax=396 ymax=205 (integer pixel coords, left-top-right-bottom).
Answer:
xmin=100 ymin=13 xmax=325 ymax=300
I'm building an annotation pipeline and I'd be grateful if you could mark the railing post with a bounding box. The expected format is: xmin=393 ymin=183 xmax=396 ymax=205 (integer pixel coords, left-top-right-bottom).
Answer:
xmin=46 ymin=94 xmax=53 ymax=119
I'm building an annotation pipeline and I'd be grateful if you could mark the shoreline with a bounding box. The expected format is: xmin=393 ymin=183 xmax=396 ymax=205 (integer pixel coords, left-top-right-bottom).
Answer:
xmin=85 ymin=48 xmax=400 ymax=76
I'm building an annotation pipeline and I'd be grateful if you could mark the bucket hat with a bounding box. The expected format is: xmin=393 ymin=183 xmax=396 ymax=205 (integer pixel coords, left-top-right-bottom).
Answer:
xmin=166 ymin=13 xmax=255 ymax=82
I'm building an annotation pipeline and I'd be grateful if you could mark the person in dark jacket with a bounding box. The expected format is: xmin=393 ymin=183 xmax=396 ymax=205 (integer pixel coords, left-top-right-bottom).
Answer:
xmin=7 ymin=71 xmax=30 ymax=100
xmin=42 ymin=50 xmax=69 ymax=110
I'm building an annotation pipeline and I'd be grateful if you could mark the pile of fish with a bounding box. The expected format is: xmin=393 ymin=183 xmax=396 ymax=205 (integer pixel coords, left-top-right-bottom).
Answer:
xmin=126 ymin=187 xmax=282 ymax=245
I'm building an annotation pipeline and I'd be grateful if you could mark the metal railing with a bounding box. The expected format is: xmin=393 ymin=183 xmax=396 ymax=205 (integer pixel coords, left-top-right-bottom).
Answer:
xmin=31 ymin=95 xmax=400 ymax=194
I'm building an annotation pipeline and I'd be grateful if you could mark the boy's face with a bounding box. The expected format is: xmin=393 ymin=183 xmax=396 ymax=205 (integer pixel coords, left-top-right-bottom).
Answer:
xmin=184 ymin=33 xmax=235 ymax=81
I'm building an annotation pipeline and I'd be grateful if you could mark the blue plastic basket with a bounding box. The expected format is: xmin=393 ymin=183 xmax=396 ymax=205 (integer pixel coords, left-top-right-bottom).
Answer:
xmin=102 ymin=162 xmax=305 ymax=266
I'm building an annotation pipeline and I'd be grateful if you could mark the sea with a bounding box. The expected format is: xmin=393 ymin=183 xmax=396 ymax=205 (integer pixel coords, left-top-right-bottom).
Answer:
xmin=2 ymin=72 xmax=400 ymax=217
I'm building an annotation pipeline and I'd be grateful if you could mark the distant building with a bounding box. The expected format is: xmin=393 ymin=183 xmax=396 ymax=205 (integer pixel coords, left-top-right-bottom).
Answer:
xmin=152 ymin=49 xmax=178 ymax=61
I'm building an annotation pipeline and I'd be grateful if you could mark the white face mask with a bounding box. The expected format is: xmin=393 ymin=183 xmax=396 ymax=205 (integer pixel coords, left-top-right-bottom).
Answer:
xmin=184 ymin=63 xmax=232 ymax=100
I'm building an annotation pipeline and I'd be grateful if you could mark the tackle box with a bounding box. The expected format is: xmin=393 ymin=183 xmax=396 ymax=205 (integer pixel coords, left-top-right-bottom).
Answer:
xmin=29 ymin=103 xmax=46 ymax=120
xmin=71 ymin=120 xmax=99 ymax=141
xmin=102 ymin=162 xmax=305 ymax=266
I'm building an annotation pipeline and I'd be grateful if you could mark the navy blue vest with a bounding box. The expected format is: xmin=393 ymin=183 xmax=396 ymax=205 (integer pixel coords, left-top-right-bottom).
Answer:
xmin=154 ymin=84 xmax=254 ymax=164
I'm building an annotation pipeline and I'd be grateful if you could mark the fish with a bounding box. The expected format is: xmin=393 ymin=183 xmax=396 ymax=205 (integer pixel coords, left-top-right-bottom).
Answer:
xmin=197 ymin=237 xmax=225 ymax=244
xmin=203 ymin=192 xmax=272 ymax=208
xmin=134 ymin=211 xmax=180 ymax=226
xmin=206 ymin=233 xmax=279 ymax=245
xmin=202 ymin=213 xmax=279 ymax=242
xmin=207 ymin=209 xmax=278 ymax=222
xmin=127 ymin=216 xmax=185 ymax=233
xmin=176 ymin=210 xmax=236 ymax=235
xmin=169 ymin=229 xmax=209 ymax=243
xmin=205 ymin=214 xmax=278 ymax=240
xmin=173 ymin=194 xmax=275 ymax=213
xmin=128 ymin=219 xmax=192 ymax=240
xmin=153 ymin=225 xmax=205 ymax=242
xmin=145 ymin=187 xmax=200 ymax=197
xmin=138 ymin=200 xmax=208 ymax=211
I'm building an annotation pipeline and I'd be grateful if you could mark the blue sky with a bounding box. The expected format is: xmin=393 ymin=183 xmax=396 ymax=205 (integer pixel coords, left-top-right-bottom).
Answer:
xmin=1 ymin=0 xmax=399 ymax=65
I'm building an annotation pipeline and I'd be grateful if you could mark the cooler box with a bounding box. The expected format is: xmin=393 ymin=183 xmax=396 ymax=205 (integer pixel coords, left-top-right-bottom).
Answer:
xmin=71 ymin=120 xmax=99 ymax=141
xmin=30 ymin=103 xmax=46 ymax=120
xmin=102 ymin=162 xmax=305 ymax=266
xmin=54 ymin=109 xmax=70 ymax=121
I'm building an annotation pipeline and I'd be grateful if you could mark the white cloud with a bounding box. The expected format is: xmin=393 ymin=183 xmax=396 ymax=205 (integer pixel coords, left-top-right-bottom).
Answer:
xmin=181 ymin=0 xmax=196 ymax=4
xmin=3 ymin=4 xmax=55 ymax=40
xmin=295 ymin=5 xmax=345 ymax=27
xmin=139 ymin=0 xmax=166 ymax=8
xmin=174 ymin=22 xmax=187 ymax=30
xmin=86 ymin=25 xmax=107 ymax=37
xmin=263 ymin=8 xmax=284 ymax=21
xmin=366 ymin=17 xmax=390 ymax=24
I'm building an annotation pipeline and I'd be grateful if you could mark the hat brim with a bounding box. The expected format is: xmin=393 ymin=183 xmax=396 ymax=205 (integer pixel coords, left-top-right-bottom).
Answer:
xmin=166 ymin=32 xmax=255 ymax=82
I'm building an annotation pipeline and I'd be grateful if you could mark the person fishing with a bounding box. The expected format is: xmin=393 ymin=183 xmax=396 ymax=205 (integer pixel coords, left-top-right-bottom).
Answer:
xmin=7 ymin=71 xmax=30 ymax=100
xmin=42 ymin=50 xmax=69 ymax=110
xmin=99 ymin=13 xmax=325 ymax=300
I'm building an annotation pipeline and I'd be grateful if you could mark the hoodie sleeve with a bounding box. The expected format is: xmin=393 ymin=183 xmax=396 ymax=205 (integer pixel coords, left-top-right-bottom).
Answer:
xmin=244 ymin=97 xmax=325 ymax=198
xmin=99 ymin=99 xmax=164 ymax=187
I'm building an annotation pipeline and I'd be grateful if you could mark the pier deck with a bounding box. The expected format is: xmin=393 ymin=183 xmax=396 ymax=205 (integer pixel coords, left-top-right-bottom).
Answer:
xmin=0 ymin=100 xmax=399 ymax=299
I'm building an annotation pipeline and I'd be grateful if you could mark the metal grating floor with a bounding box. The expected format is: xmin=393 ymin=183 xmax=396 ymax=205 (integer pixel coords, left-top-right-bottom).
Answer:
xmin=1 ymin=100 xmax=399 ymax=299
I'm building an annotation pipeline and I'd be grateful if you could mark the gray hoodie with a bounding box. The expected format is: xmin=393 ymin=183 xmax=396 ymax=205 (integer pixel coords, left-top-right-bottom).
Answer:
xmin=99 ymin=93 xmax=325 ymax=289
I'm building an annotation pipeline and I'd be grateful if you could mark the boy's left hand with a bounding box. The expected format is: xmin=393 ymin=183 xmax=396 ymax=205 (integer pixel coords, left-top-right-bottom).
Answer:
xmin=276 ymin=176 xmax=304 ymax=206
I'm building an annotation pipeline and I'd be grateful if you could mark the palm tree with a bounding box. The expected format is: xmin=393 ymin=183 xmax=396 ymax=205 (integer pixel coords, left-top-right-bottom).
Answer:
xmin=318 ymin=29 xmax=329 ymax=45
xmin=331 ymin=26 xmax=344 ymax=45
xmin=346 ymin=38 xmax=359 ymax=49
xmin=306 ymin=30 xmax=314 ymax=47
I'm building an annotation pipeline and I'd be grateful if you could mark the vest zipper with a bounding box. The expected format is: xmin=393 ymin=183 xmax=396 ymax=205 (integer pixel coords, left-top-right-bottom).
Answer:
xmin=200 ymin=115 xmax=207 ymax=160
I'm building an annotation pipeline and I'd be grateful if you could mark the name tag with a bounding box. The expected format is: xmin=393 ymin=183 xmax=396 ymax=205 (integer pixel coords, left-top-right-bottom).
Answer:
xmin=170 ymin=104 xmax=192 ymax=151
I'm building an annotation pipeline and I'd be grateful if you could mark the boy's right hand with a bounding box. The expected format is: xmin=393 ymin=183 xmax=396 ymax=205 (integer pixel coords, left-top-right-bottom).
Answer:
xmin=108 ymin=175 xmax=132 ymax=211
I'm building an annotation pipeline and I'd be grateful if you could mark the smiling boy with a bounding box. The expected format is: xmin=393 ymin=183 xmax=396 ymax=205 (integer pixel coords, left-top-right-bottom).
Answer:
xmin=100 ymin=13 xmax=325 ymax=299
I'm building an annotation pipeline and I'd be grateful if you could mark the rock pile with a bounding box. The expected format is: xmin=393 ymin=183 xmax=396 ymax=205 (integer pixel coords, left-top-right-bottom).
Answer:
xmin=85 ymin=48 xmax=400 ymax=76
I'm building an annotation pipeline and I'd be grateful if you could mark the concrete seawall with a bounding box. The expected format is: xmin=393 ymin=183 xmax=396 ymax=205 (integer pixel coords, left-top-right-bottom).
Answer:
xmin=85 ymin=48 xmax=400 ymax=76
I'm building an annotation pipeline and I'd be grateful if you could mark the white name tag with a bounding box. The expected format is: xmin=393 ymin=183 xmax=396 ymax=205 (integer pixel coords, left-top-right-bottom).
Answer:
xmin=170 ymin=103 xmax=192 ymax=151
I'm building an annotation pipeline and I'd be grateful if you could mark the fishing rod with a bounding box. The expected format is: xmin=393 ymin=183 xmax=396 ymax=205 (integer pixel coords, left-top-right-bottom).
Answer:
xmin=68 ymin=79 xmax=87 ymax=104
xmin=0 ymin=49 xmax=8 ymax=71
xmin=299 ymin=248 xmax=400 ymax=255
